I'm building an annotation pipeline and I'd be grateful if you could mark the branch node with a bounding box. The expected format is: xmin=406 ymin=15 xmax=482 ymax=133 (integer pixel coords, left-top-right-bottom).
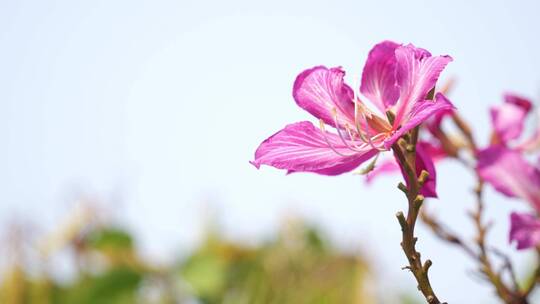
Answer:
xmin=423 ymin=259 xmax=433 ymax=273
xmin=414 ymin=195 xmax=425 ymax=210
xmin=397 ymin=182 xmax=408 ymax=194
xmin=396 ymin=211 xmax=408 ymax=231
xmin=418 ymin=170 xmax=430 ymax=185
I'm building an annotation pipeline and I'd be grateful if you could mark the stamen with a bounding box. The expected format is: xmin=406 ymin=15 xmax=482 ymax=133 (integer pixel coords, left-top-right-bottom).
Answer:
xmin=353 ymin=102 xmax=371 ymax=144
xmin=332 ymin=108 xmax=372 ymax=152
xmin=345 ymin=124 xmax=364 ymax=149
xmin=358 ymin=111 xmax=386 ymax=152
xmin=318 ymin=119 xmax=356 ymax=157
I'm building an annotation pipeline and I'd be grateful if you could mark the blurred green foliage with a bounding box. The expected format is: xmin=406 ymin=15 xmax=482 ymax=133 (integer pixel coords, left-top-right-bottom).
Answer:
xmin=0 ymin=208 xmax=414 ymax=303
xmin=180 ymin=224 xmax=371 ymax=304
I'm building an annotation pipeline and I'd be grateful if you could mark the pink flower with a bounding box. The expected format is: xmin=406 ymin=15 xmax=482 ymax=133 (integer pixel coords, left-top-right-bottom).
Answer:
xmin=509 ymin=212 xmax=540 ymax=250
xmin=478 ymin=93 xmax=540 ymax=249
xmin=477 ymin=146 xmax=540 ymax=249
xmin=251 ymin=41 xmax=454 ymax=196
xmin=490 ymin=93 xmax=540 ymax=151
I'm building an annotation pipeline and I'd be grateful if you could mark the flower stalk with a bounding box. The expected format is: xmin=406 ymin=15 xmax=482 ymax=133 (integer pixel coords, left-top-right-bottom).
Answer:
xmin=392 ymin=128 xmax=445 ymax=304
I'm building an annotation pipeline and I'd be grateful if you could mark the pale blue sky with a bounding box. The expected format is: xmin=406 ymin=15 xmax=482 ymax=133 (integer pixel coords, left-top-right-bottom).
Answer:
xmin=1 ymin=0 xmax=540 ymax=302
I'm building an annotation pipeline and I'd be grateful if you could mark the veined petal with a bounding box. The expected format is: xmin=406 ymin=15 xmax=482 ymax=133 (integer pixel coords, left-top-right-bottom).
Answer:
xmin=477 ymin=146 xmax=540 ymax=211
xmin=491 ymin=96 xmax=531 ymax=143
xmin=310 ymin=154 xmax=379 ymax=175
xmin=251 ymin=121 xmax=377 ymax=175
xmin=384 ymin=93 xmax=455 ymax=149
xmin=509 ymin=212 xmax=540 ymax=250
xmin=393 ymin=44 xmax=452 ymax=126
xmin=360 ymin=41 xmax=400 ymax=112
xmin=293 ymin=66 xmax=355 ymax=128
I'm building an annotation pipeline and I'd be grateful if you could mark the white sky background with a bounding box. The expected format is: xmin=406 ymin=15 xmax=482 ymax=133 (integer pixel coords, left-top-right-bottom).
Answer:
xmin=1 ymin=0 xmax=540 ymax=302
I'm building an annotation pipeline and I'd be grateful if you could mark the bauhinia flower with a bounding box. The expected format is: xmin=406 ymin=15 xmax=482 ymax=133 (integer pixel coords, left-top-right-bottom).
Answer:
xmin=477 ymin=94 xmax=540 ymax=249
xmin=489 ymin=93 xmax=540 ymax=151
xmin=477 ymin=146 xmax=540 ymax=249
xmin=251 ymin=41 xmax=454 ymax=197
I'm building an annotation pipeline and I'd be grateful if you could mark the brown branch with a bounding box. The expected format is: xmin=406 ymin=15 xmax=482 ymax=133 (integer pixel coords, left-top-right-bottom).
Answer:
xmin=392 ymin=131 xmax=445 ymax=304
xmin=471 ymin=178 xmax=523 ymax=303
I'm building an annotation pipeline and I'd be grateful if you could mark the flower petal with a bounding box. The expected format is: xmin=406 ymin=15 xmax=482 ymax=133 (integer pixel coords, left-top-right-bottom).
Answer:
xmin=415 ymin=142 xmax=438 ymax=197
xmin=425 ymin=106 xmax=454 ymax=135
xmin=393 ymin=44 xmax=452 ymax=126
xmin=477 ymin=146 xmax=540 ymax=211
xmin=491 ymin=95 xmax=531 ymax=143
xmin=360 ymin=41 xmax=400 ymax=112
xmin=251 ymin=121 xmax=377 ymax=175
xmin=504 ymin=93 xmax=533 ymax=112
xmin=509 ymin=212 xmax=540 ymax=250
xmin=384 ymin=93 xmax=455 ymax=148
xmin=293 ymin=66 xmax=355 ymax=128
xmin=517 ymin=125 xmax=540 ymax=152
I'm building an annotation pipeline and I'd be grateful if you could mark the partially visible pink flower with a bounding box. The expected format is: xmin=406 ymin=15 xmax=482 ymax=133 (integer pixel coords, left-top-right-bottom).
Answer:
xmin=491 ymin=94 xmax=531 ymax=143
xmin=252 ymin=41 xmax=454 ymax=197
xmin=477 ymin=146 xmax=540 ymax=211
xmin=509 ymin=212 xmax=540 ymax=250
xmin=477 ymin=146 xmax=540 ymax=250
xmin=478 ymin=93 xmax=540 ymax=250
xmin=489 ymin=93 xmax=540 ymax=151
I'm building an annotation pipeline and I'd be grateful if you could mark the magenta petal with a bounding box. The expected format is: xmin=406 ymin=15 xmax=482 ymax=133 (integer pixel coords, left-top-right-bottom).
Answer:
xmin=491 ymin=100 xmax=530 ymax=143
xmin=251 ymin=121 xmax=377 ymax=175
xmin=517 ymin=125 xmax=540 ymax=152
xmin=425 ymin=106 xmax=454 ymax=135
xmin=420 ymin=140 xmax=447 ymax=162
xmin=415 ymin=142 xmax=438 ymax=197
xmin=477 ymin=146 xmax=540 ymax=211
xmin=504 ymin=93 xmax=533 ymax=113
xmin=293 ymin=66 xmax=355 ymax=128
xmin=393 ymin=44 xmax=452 ymax=126
xmin=360 ymin=40 xmax=400 ymax=112
xmin=384 ymin=93 xmax=455 ymax=149
xmin=509 ymin=212 xmax=540 ymax=250
xmin=311 ymin=153 xmax=379 ymax=175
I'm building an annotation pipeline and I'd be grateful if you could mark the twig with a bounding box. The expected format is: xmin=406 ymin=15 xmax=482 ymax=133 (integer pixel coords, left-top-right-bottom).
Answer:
xmin=392 ymin=129 xmax=445 ymax=304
